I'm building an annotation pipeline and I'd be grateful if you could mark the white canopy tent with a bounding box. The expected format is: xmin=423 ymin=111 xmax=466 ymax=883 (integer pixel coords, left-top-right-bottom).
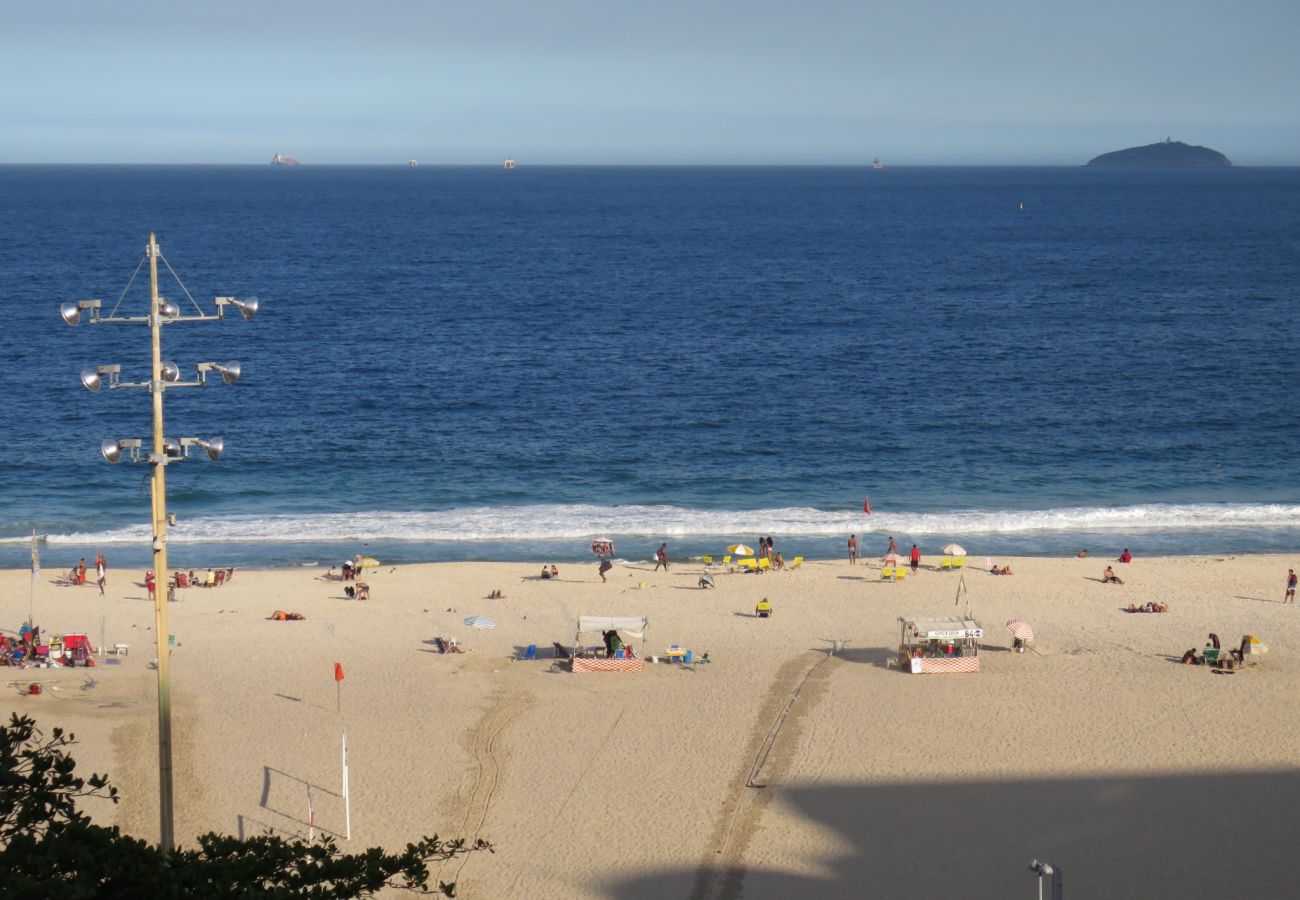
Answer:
xmin=576 ymin=615 xmax=648 ymax=656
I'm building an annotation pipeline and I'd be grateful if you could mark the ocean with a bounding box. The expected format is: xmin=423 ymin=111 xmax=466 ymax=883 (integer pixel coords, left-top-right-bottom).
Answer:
xmin=1 ymin=164 xmax=1297 ymax=569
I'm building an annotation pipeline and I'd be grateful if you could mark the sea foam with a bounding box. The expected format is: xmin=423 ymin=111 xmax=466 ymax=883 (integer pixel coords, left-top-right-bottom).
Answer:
xmin=43 ymin=502 xmax=1300 ymax=545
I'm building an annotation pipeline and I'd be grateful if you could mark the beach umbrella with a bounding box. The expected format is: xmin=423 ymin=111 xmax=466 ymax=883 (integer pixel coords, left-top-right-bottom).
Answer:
xmin=942 ymin=543 xmax=967 ymax=557
xmin=727 ymin=543 xmax=755 ymax=556
xmin=882 ymin=552 xmax=902 ymax=566
xmin=356 ymin=556 xmax=380 ymax=568
xmin=1006 ymin=620 xmax=1035 ymax=642
xmin=590 ymin=539 xmax=615 ymax=557
xmin=464 ymin=615 xmax=496 ymax=629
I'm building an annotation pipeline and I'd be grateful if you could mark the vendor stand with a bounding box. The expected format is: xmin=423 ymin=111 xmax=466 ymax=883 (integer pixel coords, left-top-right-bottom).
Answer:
xmin=898 ymin=617 xmax=982 ymax=674
xmin=571 ymin=615 xmax=647 ymax=673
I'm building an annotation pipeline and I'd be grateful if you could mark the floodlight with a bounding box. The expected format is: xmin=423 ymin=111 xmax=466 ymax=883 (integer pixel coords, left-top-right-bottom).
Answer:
xmin=198 ymin=437 xmax=223 ymax=461
xmin=161 ymin=361 xmax=181 ymax=383
xmin=81 ymin=368 xmax=103 ymax=392
xmin=60 ymin=299 xmax=100 ymax=326
xmin=101 ymin=439 xmax=123 ymax=463
xmin=160 ymin=299 xmax=180 ymax=318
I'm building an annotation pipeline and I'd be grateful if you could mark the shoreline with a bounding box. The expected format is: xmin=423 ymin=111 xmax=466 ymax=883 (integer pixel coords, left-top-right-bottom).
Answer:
xmin=3 ymin=553 xmax=1297 ymax=897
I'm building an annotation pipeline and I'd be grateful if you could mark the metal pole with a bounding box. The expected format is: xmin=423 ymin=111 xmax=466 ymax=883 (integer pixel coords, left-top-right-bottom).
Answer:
xmin=147 ymin=231 xmax=176 ymax=852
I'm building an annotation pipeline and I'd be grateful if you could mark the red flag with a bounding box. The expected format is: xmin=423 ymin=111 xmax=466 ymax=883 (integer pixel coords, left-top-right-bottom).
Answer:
xmin=334 ymin=662 xmax=345 ymax=682
xmin=863 ymin=496 xmax=872 ymax=514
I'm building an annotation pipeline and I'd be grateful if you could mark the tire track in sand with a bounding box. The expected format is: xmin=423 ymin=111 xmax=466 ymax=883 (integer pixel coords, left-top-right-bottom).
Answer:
xmin=691 ymin=649 xmax=836 ymax=900
xmin=442 ymin=684 xmax=534 ymax=892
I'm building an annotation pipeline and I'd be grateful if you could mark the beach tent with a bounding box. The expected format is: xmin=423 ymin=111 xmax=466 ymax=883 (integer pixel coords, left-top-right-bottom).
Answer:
xmin=573 ymin=615 xmax=648 ymax=671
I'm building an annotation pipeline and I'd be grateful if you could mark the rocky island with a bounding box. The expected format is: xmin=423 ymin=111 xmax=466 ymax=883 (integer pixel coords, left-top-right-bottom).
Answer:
xmin=1086 ymin=139 xmax=1231 ymax=168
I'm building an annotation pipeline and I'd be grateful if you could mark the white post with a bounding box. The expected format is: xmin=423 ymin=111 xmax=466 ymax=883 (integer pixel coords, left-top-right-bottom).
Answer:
xmin=342 ymin=729 xmax=351 ymax=840
xmin=307 ymin=784 xmax=315 ymax=842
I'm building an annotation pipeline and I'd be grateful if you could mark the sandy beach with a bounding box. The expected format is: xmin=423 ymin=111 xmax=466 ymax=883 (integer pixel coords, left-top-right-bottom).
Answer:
xmin=2 ymin=552 xmax=1297 ymax=898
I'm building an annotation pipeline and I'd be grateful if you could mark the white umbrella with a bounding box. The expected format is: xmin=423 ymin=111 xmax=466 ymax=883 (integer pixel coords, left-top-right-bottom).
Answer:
xmin=942 ymin=543 xmax=967 ymax=557
xmin=464 ymin=615 xmax=496 ymax=629
xmin=727 ymin=543 xmax=755 ymax=556
xmin=881 ymin=552 xmax=902 ymax=566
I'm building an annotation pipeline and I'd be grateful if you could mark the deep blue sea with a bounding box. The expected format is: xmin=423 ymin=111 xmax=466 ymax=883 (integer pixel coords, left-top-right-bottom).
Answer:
xmin=1 ymin=165 xmax=1298 ymax=570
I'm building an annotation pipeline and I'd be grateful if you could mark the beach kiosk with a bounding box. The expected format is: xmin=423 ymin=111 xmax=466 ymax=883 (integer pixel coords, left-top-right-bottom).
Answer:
xmin=571 ymin=615 xmax=647 ymax=673
xmin=898 ymin=617 xmax=983 ymax=674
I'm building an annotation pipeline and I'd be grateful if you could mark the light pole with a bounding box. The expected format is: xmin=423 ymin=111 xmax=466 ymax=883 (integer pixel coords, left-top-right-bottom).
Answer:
xmin=62 ymin=232 xmax=257 ymax=850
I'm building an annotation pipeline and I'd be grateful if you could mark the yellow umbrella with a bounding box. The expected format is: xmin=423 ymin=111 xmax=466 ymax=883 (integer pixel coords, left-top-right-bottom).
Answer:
xmin=727 ymin=543 xmax=754 ymax=556
xmin=356 ymin=556 xmax=380 ymax=568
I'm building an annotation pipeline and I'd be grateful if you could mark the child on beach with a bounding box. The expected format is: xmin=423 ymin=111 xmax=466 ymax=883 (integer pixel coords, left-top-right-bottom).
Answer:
xmin=1287 ymin=569 xmax=1296 ymax=603
xmin=848 ymin=535 xmax=858 ymax=564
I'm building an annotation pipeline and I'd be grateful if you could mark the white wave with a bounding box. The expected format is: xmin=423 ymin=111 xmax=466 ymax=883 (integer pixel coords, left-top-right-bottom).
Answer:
xmin=39 ymin=502 xmax=1300 ymax=545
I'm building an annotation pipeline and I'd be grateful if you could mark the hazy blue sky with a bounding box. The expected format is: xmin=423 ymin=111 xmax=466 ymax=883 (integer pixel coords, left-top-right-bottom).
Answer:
xmin=3 ymin=0 xmax=1297 ymax=164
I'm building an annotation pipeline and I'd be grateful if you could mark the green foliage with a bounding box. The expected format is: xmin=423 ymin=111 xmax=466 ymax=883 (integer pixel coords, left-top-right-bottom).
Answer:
xmin=0 ymin=714 xmax=489 ymax=898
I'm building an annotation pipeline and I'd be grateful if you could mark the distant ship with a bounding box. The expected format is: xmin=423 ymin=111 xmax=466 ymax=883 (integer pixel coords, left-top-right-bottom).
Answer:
xmin=871 ymin=158 xmax=884 ymax=170
xmin=408 ymin=159 xmax=419 ymax=167
xmin=271 ymin=154 xmax=300 ymax=167
xmin=504 ymin=157 xmax=516 ymax=169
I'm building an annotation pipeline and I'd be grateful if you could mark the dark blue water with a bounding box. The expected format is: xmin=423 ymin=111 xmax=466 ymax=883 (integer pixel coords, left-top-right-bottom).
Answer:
xmin=2 ymin=165 xmax=1298 ymax=568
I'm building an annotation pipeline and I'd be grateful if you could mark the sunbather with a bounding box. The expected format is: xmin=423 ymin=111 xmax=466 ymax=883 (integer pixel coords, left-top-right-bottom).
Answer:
xmin=266 ymin=610 xmax=305 ymax=621
xmin=1102 ymin=566 xmax=1124 ymax=584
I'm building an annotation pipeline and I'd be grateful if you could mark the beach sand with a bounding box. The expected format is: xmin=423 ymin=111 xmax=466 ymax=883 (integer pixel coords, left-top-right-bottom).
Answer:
xmin=2 ymin=552 xmax=1297 ymax=897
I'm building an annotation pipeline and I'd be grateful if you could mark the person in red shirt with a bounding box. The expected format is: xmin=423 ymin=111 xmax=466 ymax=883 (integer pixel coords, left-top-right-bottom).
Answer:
xmin=1119 ymin=548 xmax=1133 ymax=563
xmin=910 ymin=544 xmax=920 ymax=573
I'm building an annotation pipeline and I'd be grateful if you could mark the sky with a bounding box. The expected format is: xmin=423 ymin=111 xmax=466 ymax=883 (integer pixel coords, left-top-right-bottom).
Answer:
xmin=2 ymin=0 xmax=1297 ymax=165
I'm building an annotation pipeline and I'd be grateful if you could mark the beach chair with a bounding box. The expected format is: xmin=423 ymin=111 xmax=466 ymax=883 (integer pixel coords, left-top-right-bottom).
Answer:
xmin=789 ymin=556 xmax=804 ymax=570
xmin=894 ymin=567 xmax=907 ymax=582
xmin=701 ymin=556 xmax=714 ymax=567
xmin=552 ymin=641 xmax=574 ymax=661
xmin=721 ymin=555 xmax=733 ymax=571
xmin=940 ymin=557 xmax=953 ymax=570
xmin=683 ymin=649 xmax=694 ymax=664
xmin=881 ymin=567 xmax=895 ymax=581
xmin=738 ymin=558 xmax=758 ymax=572
xmin=516 ymin=643 xmax=537 ymax=661
xmin=756 ymin=600 xmax=773 ymax=618
xmin=432 ymin=637 xmax=448 ymax=654
xmin=758 ymin=557 xmax=771 ymax=572
xmin=953 ymin=557 xmax=966 ymax=569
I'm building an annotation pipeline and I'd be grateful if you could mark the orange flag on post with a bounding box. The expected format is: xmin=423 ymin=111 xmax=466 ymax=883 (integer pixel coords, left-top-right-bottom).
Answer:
xmin=334 ymin=662 xmax=345 ymax=713
xmin=334 ymin=662 xmax=345 ymax=682
xmin=863 ymin=496 xmax=872 ymax=514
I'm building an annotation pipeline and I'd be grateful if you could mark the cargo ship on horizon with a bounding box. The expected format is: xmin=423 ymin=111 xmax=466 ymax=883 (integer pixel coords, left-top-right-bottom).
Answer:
xmin=271 ymin=153 xmax=300 ymax=167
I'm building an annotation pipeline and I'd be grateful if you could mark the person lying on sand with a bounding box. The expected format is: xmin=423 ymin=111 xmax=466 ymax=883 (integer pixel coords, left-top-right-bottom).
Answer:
xmin=989 ymin=563 xmax=1013 ymax=575
xmin=1102 ymin=566 xmax=1124 ymax=584
xmin=267 ymin=610 xmax=305 ymax=621
xmin=1127 ymin=602 xmax=1168 ymax=613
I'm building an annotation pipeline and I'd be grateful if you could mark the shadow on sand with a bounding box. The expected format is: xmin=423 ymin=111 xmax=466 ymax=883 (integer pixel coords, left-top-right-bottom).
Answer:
xmin=603 ymin=769 xmax=1298 ymax=899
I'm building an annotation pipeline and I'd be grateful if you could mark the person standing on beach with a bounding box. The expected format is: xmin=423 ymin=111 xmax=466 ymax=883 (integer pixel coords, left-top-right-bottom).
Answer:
xmin=599 ymin=557 xmax=613 ymax=583
xmin=848 ymin=535 xmax=858 ymax=564
xmin=910 ymin=544 xmax=920 ymax=573
xmin=886 ymin=536 xmax=898 ymax=557
xmin=655 ymin=543 xmax=669 ymax=571
xmin=96 ymin=554 xmax=106 ymax=596
xmin=1286 ymin=569 xmax=1296 ymax=604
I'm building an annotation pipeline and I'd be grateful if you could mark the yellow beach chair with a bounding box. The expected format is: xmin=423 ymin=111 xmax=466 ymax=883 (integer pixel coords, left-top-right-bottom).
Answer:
xmin=758 ymin=557 xmax=771 ymax=572
xmin=738 ymin=558 xmax=757 ymax=572
xmin=721 ymin=555 xmax=733 ymax=571
xmin=881 ymin=567 xmax=895 ymax=581
xmin=953 ymin=557 xmax=966 ymax=569
xmin=894 ymin=567 xmax=906 ymax=582
xmin=789 ymin=556 xmax=804 ymax=570
xmin=940 ymin=557 xmax=953 ymax=570
xmin=702 ymin=555 xmax=713 ymax=566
